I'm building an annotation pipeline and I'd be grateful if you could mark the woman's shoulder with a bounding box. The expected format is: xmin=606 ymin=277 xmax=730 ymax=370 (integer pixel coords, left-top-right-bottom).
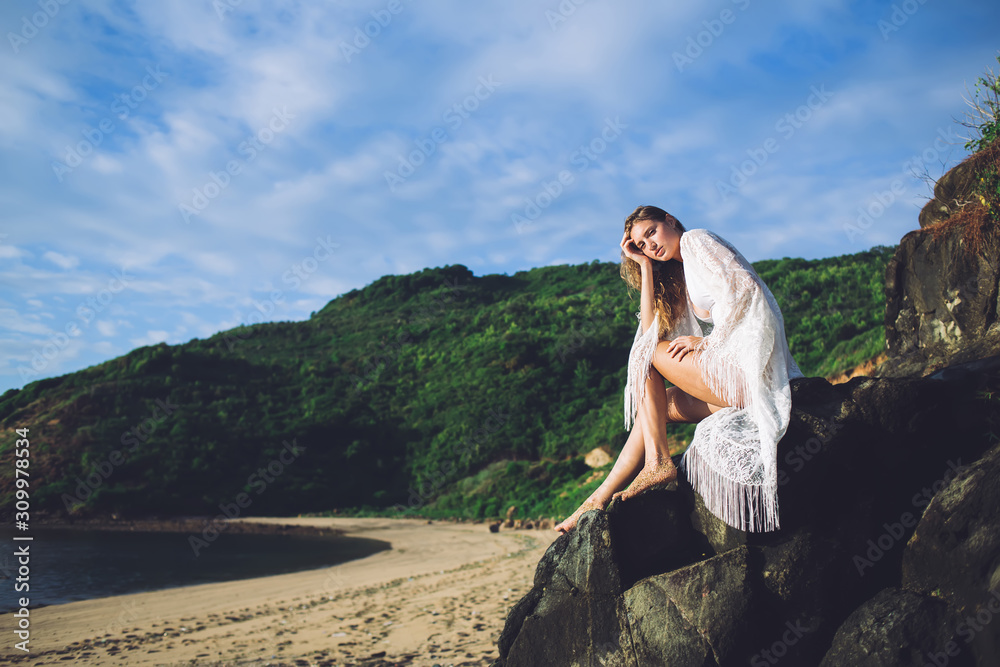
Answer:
xmin=681 ymin=229 xmax=750 ymax=275
xmin=680 ymin=228 xmax=721 ymax=249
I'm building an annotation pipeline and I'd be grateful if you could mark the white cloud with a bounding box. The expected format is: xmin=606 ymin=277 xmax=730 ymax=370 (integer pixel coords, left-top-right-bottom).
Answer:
xmin=43 ymin=251 xmax=80 ymax=270
xmin=0 ymin=309 xmax=52 ymax=336
xmin=0 ymin=244 xmax=24 ymax=259
xmin=0 ymin=0 xmax=997 ymax=393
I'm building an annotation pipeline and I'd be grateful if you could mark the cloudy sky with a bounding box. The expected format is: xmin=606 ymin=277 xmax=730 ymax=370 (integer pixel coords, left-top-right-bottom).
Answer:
xmin=1 ymin=0 xmax=998 ymax=394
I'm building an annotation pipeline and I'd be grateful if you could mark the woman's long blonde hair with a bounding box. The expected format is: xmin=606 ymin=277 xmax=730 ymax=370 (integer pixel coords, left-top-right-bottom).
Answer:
xmin=620 ymin=205 xmax=688 ymax=338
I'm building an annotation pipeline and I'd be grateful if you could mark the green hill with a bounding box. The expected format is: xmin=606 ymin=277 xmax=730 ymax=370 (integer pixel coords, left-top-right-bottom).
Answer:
xmin=0 ymin=244 xmax=895 ymax=522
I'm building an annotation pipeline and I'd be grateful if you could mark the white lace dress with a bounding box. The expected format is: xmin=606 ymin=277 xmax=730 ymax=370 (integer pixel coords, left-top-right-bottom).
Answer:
xmin=624 ymin=228 xmax=804 ymax=532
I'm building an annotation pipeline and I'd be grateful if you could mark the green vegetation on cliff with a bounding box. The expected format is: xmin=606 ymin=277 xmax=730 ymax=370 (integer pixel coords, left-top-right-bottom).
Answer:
xmin=0 ymin=244 xmax=893 ymax=522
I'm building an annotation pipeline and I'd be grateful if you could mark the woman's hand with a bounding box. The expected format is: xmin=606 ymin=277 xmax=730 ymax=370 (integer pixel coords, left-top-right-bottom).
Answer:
xmin=620 ymin=231 xmax=652 ymax=269
xmin=664 ymin=335 xmax=703 ymax=362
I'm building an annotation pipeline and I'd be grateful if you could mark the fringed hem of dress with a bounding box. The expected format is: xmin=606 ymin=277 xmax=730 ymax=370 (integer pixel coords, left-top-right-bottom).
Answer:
xmin=680 ymin=416 xmax=780 ymax=532
xmin=624 ymin=311 xmax=660 ymax=431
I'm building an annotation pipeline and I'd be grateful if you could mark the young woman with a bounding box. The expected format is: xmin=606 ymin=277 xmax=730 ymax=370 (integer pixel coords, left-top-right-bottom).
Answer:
xmin=554 ymin=206 xmax=804 ymax=534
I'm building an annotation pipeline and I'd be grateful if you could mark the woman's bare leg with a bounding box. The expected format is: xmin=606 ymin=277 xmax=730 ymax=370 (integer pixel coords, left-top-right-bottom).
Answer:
xmin=611 ymin=365 xmax=728 ymax=501
xmin=554 ymin=411 xmax=646 ymax=533
xmin=554 ymin=373 xmax=727 ymax=531
xmin=651 ymin=344 xmax=745 ymax=409
xmin=554 ymin=343 xmax=737 ymax=532
xmin=612 ymin=367 xmax=677 ymax=501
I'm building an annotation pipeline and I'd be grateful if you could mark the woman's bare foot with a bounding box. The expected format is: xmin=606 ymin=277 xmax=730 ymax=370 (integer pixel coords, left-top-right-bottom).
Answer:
xmin=554 ymin=496 xmax=607 ymax=534
xmin=611 ymin=458 xmax=677 ymax=503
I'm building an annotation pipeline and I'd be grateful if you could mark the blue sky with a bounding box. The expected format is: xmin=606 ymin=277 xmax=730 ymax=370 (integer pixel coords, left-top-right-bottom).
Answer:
xmin=1 ymin=0 xmax=998 ymax=394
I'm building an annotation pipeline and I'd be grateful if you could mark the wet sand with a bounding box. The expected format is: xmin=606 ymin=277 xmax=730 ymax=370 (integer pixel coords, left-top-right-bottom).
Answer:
xmin=1 ymin=517 xmax=555 ymax=666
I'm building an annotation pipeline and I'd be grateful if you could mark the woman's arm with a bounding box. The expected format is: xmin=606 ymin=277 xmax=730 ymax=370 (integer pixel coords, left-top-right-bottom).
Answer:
xmin=620 ymin=232 xmax=656 ymax=333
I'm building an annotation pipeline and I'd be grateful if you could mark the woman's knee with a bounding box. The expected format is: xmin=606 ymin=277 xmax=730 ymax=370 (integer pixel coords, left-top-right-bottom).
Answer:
xmin=663 ymin=387 xmax=688 ymax=422
xmin=664 ymin=386 xmax=712 ymax=423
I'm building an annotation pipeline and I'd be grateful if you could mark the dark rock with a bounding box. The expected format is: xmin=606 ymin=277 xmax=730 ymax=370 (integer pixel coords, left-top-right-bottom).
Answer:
xmin=903 ymin=442 xmax=1000 ymax=666
xmin=919 ymin=160 xmax=979 ymax=228
xmin=750 ymin=531 xmax=838 ymax=664
xmin=497 ymin=510 xmax=636 ymax=666
xmin=493 ymin=362 xmax=1000 ymax=666
xmin=688 ymin=482 xmax=746 ymax=556
xmin=625 ymin=583 xmax=718 ymax=666
xmin=607 ymin=469 xmax=712 ymax=589
xmin=877 ymin=225 xmax=1000 ymax=378
xmin=624 ymin=546 xmax=752 ymax=664
xmin=903 ymin=443 xmax=1000 ymax=606
xmin=820 ymin=588 xmax=973 ymax=667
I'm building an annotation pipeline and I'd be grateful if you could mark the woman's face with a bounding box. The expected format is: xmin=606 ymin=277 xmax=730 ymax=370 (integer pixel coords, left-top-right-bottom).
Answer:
xmin=629 ymin=218 xmax=680 ymax=262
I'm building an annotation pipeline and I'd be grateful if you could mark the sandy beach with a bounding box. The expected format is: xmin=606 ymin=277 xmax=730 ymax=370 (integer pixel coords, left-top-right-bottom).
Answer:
xmin=1 ymin=517 xmax=555 ymax=666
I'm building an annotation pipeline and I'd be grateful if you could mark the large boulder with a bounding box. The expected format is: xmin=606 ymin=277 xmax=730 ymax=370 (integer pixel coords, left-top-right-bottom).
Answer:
xmin=496 ymin=509 xmax=637 ymax=666
xmin=918 ymin=142 xmax=999 ymax=230
xmin=624 ymin=546 xmax=753 ymax=665
xmin=879 ymin=143 xmax=1000 ymax=379
xmin=918 ymin=160 xmax=980 ymax=228
xmin=876 ymin=225 xmax=1000 ymax=378
xmin=493 ymin=359 xmax=1000 ymax=666
xmin=903 ymin=442 xmax=1000 ymax=666
xmin=820 ymin=588 xmax=973 ymax=667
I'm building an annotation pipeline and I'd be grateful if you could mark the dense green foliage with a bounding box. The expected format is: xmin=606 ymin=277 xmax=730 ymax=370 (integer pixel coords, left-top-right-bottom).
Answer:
xmin=0 ymin=245 xmax=893 ymax=521
xmin=754 ymin=246 xmax=894 ymax=377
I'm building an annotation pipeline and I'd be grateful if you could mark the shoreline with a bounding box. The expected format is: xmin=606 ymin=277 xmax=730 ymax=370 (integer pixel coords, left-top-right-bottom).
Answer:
xmin=25 ymin=515 xmax=351 ymax=538
xmin=1 ymin=516 xmax=555 ymax=666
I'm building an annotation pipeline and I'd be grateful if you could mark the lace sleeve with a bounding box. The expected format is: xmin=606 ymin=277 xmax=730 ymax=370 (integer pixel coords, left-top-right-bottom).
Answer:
xmin=682 ymin=230 xmax=775 ymax=411
xmin=676 ymin=229 xmax=799 ymax=532
xmin=624 ymin=310 xmax=658 ymax=430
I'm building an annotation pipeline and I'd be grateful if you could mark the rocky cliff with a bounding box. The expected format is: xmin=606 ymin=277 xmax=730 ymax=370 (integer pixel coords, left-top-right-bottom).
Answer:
xmin=492 ymin=361 xmax=1000 ymax=666
xmin=877 ymin=143 xmax=1000 ymax=378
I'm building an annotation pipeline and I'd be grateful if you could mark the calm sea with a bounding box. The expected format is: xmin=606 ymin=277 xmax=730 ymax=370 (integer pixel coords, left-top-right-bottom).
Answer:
xmin=0 ymin=526 xmax=390 ymax=612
